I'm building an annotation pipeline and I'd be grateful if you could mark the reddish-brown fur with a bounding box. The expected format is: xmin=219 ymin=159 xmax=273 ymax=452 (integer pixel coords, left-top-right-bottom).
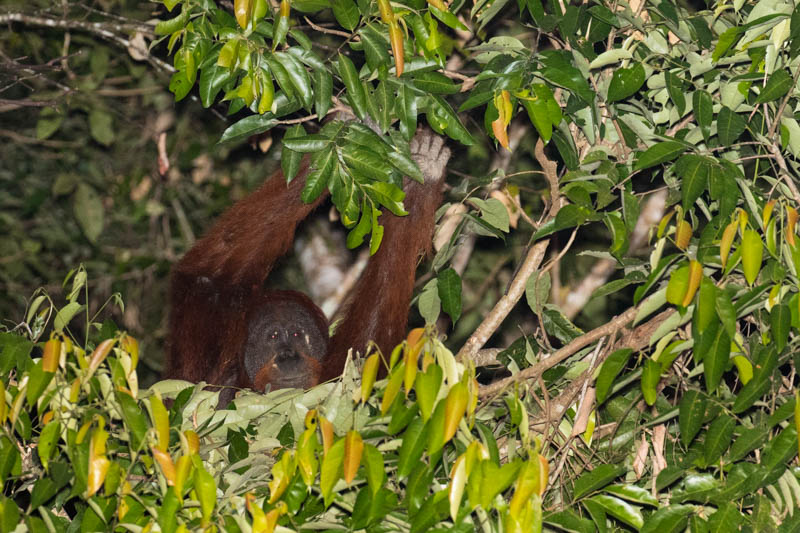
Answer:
xmin=166 ymin=128 xmax=449 ymax=396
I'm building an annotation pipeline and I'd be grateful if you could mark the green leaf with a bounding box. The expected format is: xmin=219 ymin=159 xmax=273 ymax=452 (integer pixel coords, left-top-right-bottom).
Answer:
xmin=428 ymin=95 xmax=475 ymax=145
xmin=437 ymin=268 xmax=462 ymax=323
xmin=533 ymin=204 xmax=593 ymax=239
xmin=596 ymin=349 xmax=632 ymax=404
xmin=472 ymin=197 xmax=510 ymax=233
xmin=314 ymin=68 xmax=333 ymax=119
xmin=763 ymin=424 xmax=799 ymax=473
xmin=573 ymin=464 xmax=625 ymax=499
xmin=707 ymin=502 xmax=744 ymax=531
xmin=541 ymin=65 xmax=594 ymax=104
xmin=641 ymin=358 xmax=661 ymax=406
xmin=387 ymin=151 xmax=422 ymax=182
xmin=770 ymin=303 xmax=791 ymax=352
xmin=525 ymin=271 xmax=551 ymax=315
xmin=36 ymin=107 xmax=63 ymax=140
xmin=413 ymin=71 xmax=461 ymax=94
xmin=320 ymin=437 xmax=345 ymax=507
xmin=679 ymin=389 xmax=705 ymax=447
xmin=694 ymin=277 xmax=717 ymax=334
xmin=544 ymin=510 xmax=595 ymax=533
xmin=118 ymin=391 xmax=148 ymax=452
xmin=693 ymin=90 xmax=713 ymax=139
xmin=586 ymin=494 xmax=644 ymax=530
xmin=641 ymin=505 xmax=693 ymax=533
xmin=219 ymin=115 xmax=278 ymax=144
xmin=674 ymin=154 xmax=710 ymax=210
xmin=331 ymin=0 xmax=360 ymax=30
xmin=199 ymin=63 xmax=231 ymax=108
xmin=542 ymin=305 xmax=584 ymax=343
xmin=607 ymin=62 xmax=645 ymax=102
xmin=155 ymin=6 xmax=189 ymax=36
xmin=88 ymin=109 xmax=114 ymax=146
xmin=755 ymin=69 xmax=793 ymax=104
xmin=634 ymin=141 xmax=688 ymax=171
xmin=665 ymin=70 xmax=686 ymax=115
xmin=73 ymin=183 xmax=104 ymax=244
xmin=732 ymin=346 xmax=777 ymax=413
xmin=281 ymin=124 xmax=306 ymax=182
xmin=359 ymin=26 xmax=390 ymax=72
xmin=715 ymin=289 xmax=737 ymax=339
xmin=698 ymin=319 xmax=730 ymax=393
xmin=604 ymin=211 xmax=629 ymax=257
xmin=283 ymin=133 xmax=332 ymax=152
xmin=717 ymin=106 xmax=747 ymax=145
xmin=274 ymin=52 xmax=313 ymax=109
xmin=604 ymin=484 xmax=658 ymax=506
xmin=415 ymin=364 xmax=442 ymax=421
xmin=666 ymin=264 xmax=689 ymax=306
xmin=301 ymin=147 xmax=335 ymax=203
xmin=53 ymin=301 xmax=83 ymax=332
xmin=365 ymin=182 xmax=406 ymax=215
xmin=346 ymin=201 xmax=372 ymax=249
xmin=712 ymin=27 xmax=741 ymax=61
xmin=37 ymin=422 xmax=60 ymax=471
xmin=741 ymin=229 xmax=763 ymax=285
xmin=704 ymin=414 xmax=735 ymax=465
xmin=362 ymin=444 xmax=385 ymax=495
xmin=397 ymin=417 xmax=427 ymax=479
xmin=338 ymin=53 xmax=367 ymax=120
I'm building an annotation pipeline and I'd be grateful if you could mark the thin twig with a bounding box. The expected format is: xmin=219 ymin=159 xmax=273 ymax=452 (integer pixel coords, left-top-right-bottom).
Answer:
xmin=479 ymin=306 xmax=638 ymax=398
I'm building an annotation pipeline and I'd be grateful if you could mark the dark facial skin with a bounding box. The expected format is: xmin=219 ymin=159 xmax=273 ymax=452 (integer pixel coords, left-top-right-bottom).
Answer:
xmin=242 ymin=298 xmax=327 ymax=390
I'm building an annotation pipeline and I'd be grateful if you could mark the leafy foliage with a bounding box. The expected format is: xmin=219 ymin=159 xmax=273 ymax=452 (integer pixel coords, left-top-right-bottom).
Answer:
xmin=1 ymin=279 xmax=546 ymax=532
xmin=3 ymin=0 xmax=800 ymax=528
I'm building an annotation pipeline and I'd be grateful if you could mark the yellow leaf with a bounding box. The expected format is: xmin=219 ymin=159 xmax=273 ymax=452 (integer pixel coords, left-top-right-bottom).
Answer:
xmin=657 ymin=210 xmax=675 ymax=238
xmin=675 ymin=219 xmax=692 ymax=250
xmin=361 ymin=352 xmax=380 ymax=403
xmin=234 ymin=0 xmax=252 ymax=29
xmin=87 ymin=457 xmax=110 ymax=497
xmin=296 ymin=427 xmax=319 ymax=487
xmin=120 ymin=334 xmax=139 ymax=370
xmin=149 ymin=393 xmax=170 ymax=452
xmin=427 ymin=0 xmax=447 ymax=10
xmin=183 ymin=430 xmax=199 ymax=455
xmin=42 ymin=337 xmax=61 ymax=373
xmin=404 ymin=342 xmax=420 ymax=397
xmin=741 ymin=229 xmax=764 ymax=285
xmin=389 ymin=22 xmax=405 ymax=77
xmin=794 ymin=390 xmax=800 ymax=459
xmin=509 ymin=457 xmax=541 ymax=518
xmin=682 ymin=260 xmax=703 ymax=307
xmin=732 ymin=355 xmax=753 ymax=384
xmin=343 ymin=430 xmax=364 ymax=484
xmin=268 ymin=452 xmax=295 ymax=503
xmin=381 ymin=362 xmax=405 ymax=415
xmin=762 ymin=199 xmax=776 ymax=228
xmin=319 ymin=415 xmax=334 ymax=457
xmin=443 ymin=380 xmax=468 ymax=444
xmin=492 ymin=117 xmax=509 ymax=150
xmin=246 ymin=493 xmax=268 ymax=533
xmin=377 ymin=0 xmax=394 ymax=22
xmin=174 ymin=455 xmax=193 ymax=496
xmin=88 ymin=338 xmax=116 ymax=375
xmin=0 ymin=380 xmax=6 ymax=424
xmin=787 ymin=206 xmax=798 ymax=247
xmin=448 ymin=454 xmax=467 ymax=521
xmin=720 ymin=219 xmax=738 ymax=269
xmin=151 ymin=447 xmax=176 ymax=485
